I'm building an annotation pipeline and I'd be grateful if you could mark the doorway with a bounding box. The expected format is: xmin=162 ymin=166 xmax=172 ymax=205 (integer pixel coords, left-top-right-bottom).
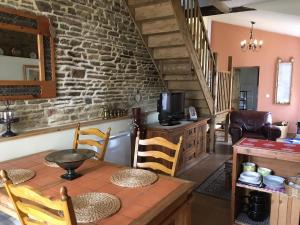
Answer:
xmin=232 ymin=67 xmax=259 ymax=111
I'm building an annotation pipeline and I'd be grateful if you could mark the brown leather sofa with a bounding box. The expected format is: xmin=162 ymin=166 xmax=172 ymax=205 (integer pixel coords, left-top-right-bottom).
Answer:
xmin=229 ymin=110 xmax=281 ymax=144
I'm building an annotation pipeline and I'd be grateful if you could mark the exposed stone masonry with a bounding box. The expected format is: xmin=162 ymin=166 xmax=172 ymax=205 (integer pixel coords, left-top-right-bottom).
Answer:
xmin=0 ymin=0 xmax=165 ymax=133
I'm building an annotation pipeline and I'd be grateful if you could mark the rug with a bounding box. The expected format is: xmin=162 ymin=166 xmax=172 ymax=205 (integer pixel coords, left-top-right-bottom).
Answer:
xmin=195 ymin=164 xmax=231 ymax=200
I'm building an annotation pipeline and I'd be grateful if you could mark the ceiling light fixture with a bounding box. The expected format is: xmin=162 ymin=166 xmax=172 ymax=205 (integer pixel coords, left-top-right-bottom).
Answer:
xmin=241 ymin=21 xmax=263 ymax=52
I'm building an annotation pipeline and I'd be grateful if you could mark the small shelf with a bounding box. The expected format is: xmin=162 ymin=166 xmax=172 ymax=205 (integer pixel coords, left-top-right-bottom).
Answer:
xmin=236 ymin=182 xmax=287 ymax=196
xmin=235 ymin=213 xmax=269 ymax=225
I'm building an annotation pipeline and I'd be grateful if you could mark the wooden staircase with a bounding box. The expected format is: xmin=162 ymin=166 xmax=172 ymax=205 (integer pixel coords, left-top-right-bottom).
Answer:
xmin=125 ymin=0 xmax=233 ymax=151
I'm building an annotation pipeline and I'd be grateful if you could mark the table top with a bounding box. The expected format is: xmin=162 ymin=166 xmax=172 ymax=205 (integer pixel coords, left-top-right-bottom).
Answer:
xmin=234 ymin=138 xmax=300 ymax=163
xmin=0 ymin=150 xmax=194 ymax=225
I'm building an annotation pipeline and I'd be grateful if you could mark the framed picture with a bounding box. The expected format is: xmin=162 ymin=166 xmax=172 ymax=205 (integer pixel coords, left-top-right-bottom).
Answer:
xmin=23 ymin=65 xmax=39 ymax=81
xmin=275 ymin=58 xmax=294 ymax=104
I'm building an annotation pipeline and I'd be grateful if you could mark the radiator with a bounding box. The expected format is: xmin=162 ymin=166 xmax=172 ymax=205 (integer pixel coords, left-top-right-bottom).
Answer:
xmin=104 ymin=132 xmax=131 ymax=166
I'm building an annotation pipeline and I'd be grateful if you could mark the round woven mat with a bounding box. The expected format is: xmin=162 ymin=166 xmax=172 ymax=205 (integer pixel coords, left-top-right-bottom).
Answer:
xmin=43 ymin=160 xmax=59 ymax=168
xmin=0 ymin=169 xmax=35 ymax=187
xmin=72 ymin=192 xmax=121 ymax=223
xmin=110 ymin=168 xmax=158 ymax=188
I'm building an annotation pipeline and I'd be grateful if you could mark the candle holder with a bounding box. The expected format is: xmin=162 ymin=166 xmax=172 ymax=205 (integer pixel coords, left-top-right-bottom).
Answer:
xmin=0 ymin=101 xmax=19 ymax=137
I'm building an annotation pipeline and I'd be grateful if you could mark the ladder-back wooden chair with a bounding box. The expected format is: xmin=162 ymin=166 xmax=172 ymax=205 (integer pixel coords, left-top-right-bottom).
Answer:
xmin=73 ymin=123 xmax=111 ymax=161
xmin=133 ymin=131 xmax=183 ymax=177
xmin=0 ymin=170 xmax=77 ymax=225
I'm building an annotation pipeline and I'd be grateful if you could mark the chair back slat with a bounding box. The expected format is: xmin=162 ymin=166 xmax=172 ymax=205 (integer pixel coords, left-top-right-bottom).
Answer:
xmin=9 ymin=185 xmax=64 ymax=211
xmin=134 ymin=133 xmax=183 ymax=177
xmin=78 ymin=128 xmax=107 ymax=139
xmin=17 ymin=202 xmax=66 ymax=225
xmin=0 ymin=170 xmax=77 ymax=225
xmin=73 ymin=123 xmax=111 ymax=160
xmin=23 ymin=217 xmax=44 ymax=225
xmin=138 ymin=137 xmax=179 ymax=150
xmin=137 ymin=150 xmax=174 ymax=163
xmin=136 ymin=162 xmax=172 ymax=175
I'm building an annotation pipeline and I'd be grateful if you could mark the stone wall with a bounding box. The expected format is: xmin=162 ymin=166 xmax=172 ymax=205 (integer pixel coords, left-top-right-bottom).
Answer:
xmin=0 ymin=0 xmax=165 ymax=133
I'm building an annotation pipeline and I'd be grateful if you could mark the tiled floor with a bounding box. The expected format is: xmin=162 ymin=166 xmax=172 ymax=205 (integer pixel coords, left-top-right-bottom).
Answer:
xmin=179 ymin=133 xmax=233 ymax=225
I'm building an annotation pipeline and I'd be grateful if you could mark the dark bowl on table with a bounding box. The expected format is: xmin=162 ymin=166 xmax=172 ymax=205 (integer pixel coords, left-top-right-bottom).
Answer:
xmin=45 ymin=149 xmax=95 ymax=180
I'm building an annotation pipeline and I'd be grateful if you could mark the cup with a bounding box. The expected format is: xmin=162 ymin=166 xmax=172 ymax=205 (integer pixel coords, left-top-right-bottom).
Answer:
xmin=243 ymin=162 xmax=256 ymax=172
xmin=257 ymin=167 xmax=272 ymax=176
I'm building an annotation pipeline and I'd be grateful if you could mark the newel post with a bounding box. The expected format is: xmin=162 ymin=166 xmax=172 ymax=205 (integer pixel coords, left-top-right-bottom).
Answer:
xmin=209 ymin=52 xmax=218 ymax=153
xmin=224 ymin=56 xmax=233 ymax=143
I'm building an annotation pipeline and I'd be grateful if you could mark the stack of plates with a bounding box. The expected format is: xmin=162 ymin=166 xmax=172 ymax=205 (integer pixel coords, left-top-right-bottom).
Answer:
xmin=263 ymin=175 xmax=285 ymax=191
xmin=238 ymin=171 xmax=262 ymax=186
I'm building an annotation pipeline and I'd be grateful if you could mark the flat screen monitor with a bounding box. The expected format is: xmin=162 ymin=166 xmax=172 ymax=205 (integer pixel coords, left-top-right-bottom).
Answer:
xmin=157 ymin=92 xmax=185 ymax=126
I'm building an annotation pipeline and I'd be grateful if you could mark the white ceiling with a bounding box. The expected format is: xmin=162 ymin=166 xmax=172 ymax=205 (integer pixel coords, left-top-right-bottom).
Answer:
xmin=204 ymin=0 xmax=300 ymax=37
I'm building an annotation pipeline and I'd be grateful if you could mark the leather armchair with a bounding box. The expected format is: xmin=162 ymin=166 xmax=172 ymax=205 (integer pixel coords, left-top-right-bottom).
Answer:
xmin=229 ymin=110 xmax=281 ymax=144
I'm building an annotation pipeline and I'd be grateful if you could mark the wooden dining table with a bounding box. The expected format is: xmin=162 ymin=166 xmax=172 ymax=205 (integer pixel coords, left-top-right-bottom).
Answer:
xmin=0 ymin=150 xmax=195 ymax=225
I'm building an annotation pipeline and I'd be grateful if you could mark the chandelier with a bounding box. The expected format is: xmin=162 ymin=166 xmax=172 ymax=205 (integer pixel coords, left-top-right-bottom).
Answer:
xmin=240 ymin=21 xmax=263 ymax=52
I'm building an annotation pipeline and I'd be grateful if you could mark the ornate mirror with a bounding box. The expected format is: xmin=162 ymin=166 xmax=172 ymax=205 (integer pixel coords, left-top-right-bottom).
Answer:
xmin=275 ymin=58 xmax=294 ymax=105
xmin=0 ymin=7 xmax=56 ymax=100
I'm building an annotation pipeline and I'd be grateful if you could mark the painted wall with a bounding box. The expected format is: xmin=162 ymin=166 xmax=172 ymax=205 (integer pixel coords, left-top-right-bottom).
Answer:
xmin=211 ymin=21 xmax=300 ymax=133
xmin=0 ymin=112 xmax=159 ymax=162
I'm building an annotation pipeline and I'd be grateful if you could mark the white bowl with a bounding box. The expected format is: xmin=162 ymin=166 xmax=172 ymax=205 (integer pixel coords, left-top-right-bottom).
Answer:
xmin=263 ymin=175 xmax=285 ymax=188
xmin=239 ymin=171 xmax=261 ymax=183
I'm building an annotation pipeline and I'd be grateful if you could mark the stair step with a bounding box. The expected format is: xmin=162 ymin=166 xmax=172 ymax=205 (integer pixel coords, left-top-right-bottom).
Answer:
xmin=153 ymin=46 xmax=188 ymax=59
xmin=142 ymin=18 xmax=179 ymax=35
xmin=185 ymin=99 xmax=207 ymax=108
xmin=128 ymin=0 xmax=169 ymax=7
xmin=168 ymin=81 xmax=200 ymax=90
xmin=185 ymin=91 xmax=205 ymax=100
xmin=161 ymin=60 xmax=192 ymax=75
xmin=148 ymin=32 xmax=184 ymax=48
xmin=135 ymin=2 xmax=173 ymax=21
xmin=197 ymin=107 xmax=210 ymax=116
xmin=164 ymin=74 xmax=197 ymax=81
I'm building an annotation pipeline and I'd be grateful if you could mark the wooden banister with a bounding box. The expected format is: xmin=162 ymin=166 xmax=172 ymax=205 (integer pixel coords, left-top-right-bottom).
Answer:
xmin=171 ymin=0 xmax=214 ymax=113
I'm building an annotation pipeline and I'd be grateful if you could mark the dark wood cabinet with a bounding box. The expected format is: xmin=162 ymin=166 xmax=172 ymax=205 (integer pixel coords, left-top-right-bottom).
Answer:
xmin=146 ymin=118 xmax=209 ymax=174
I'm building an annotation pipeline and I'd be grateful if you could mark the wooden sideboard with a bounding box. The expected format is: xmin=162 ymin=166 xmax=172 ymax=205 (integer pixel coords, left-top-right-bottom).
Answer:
xmin=232 ymin=138 xmax=300 ymax=225
xmin=146 ymin=118 xmax=209 ymax=175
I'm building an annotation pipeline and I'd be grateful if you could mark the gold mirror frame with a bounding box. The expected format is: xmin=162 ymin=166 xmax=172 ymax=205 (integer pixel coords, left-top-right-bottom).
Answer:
xmin=274 ymin=58 xmax=294 ymax=105
xmin=0 ymin=7 xmax=56 ymax=100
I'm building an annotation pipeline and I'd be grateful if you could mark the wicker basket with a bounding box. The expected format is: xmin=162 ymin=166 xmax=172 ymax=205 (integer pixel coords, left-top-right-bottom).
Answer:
xmin=285 ymin=176 xmax=300 ymax=197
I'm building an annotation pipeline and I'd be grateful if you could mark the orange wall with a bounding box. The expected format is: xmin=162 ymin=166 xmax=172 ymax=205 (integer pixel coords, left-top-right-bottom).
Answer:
xmin=211 ymin=21 xmax=300 ymax=133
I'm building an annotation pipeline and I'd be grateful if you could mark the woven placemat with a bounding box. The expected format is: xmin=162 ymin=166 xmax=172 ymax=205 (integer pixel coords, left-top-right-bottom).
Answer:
xmin=110 ymin=168 xmax=158 ymax=188
xmin=72 ymin=192 xmax=121 ymax=223
xmin=43 ymin=160 xmax=59 ymax=168
xmin=0 ymin=169 xmax=35 ymax=187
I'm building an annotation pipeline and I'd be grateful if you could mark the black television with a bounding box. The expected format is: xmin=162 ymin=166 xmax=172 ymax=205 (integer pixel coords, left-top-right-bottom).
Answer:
xmin=157 ymin=92 xmax=185 ymax=126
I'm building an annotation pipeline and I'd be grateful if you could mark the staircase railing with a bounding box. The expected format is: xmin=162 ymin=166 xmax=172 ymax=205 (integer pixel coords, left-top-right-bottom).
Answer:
xmin=175 ymin=0 xmax=233 ymax=115
xmin=215 ymin=71 xmax=232 ymax=114
xmin=180 ymin=0 xmax=216 ymax=95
